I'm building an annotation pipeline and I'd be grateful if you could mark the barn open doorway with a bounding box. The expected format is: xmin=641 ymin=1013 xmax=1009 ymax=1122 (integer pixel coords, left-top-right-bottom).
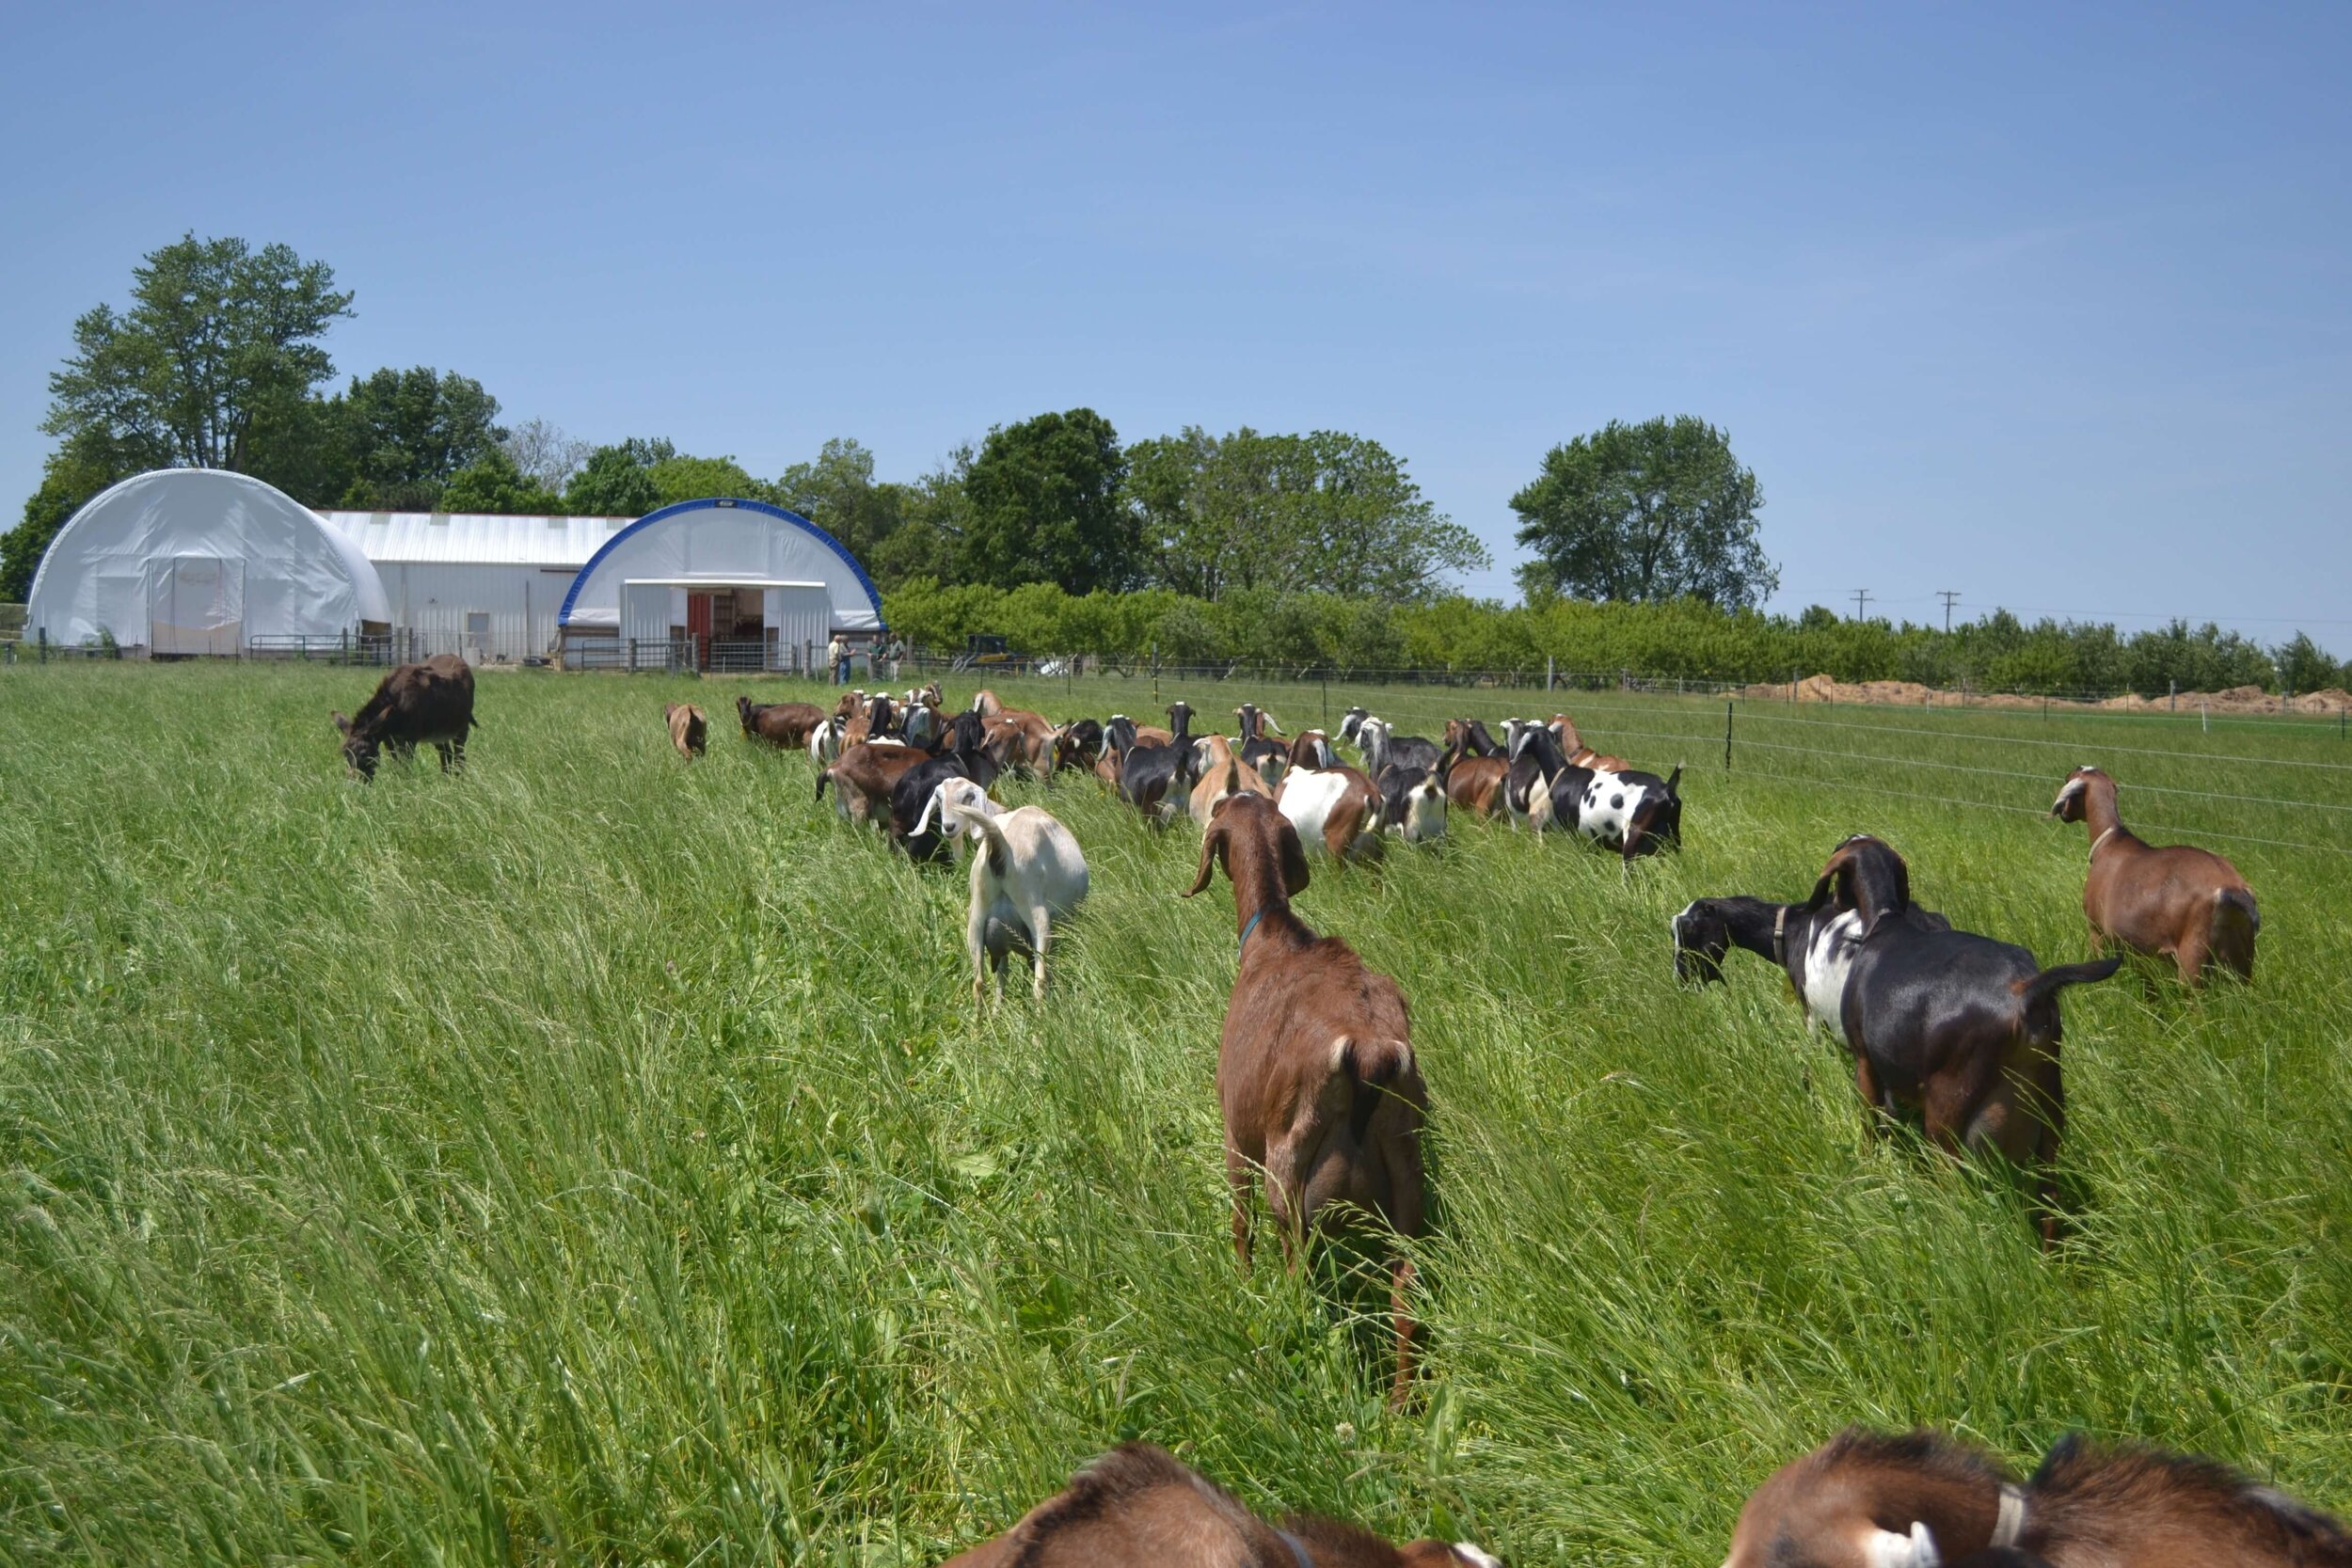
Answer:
xmin=686 ymin=587 xmax=771 ymax=670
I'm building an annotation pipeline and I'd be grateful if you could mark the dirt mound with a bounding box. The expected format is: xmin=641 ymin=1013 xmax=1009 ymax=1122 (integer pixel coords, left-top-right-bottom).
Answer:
xmin=1739 ymin=674 xmax=2352 ymax=716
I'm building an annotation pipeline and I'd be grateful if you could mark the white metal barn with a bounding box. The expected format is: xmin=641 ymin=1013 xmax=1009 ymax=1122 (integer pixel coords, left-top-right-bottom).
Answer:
xmin=25 ymin=469 xmax=391 ymax=656
xmin=558 ymin=498 xmax=884 ymax=670
xmin=316 ymin=509 xmax=633 ymax=663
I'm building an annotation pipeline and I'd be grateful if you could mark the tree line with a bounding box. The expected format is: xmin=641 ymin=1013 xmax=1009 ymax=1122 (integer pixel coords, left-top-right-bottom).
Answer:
xmin=882 ymin=581 xmax=2347 ymax=699
xmin=8 ymin=234 xmax=2343 ymax=697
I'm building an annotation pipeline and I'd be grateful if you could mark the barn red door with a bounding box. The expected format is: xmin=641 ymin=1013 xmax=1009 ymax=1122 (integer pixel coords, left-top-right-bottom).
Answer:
xmin=686 ymin=593 xmax=715 ymax=670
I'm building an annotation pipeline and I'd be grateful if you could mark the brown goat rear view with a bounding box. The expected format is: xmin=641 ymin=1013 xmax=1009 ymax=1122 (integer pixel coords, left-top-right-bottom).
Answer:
xmin=1183 ymin=793 xmax=1428 ymax=1408
xmin=939 ymin=1443 xmax=1502 ymax=1568
xmin=664 ymin=703 xmax=707 ymax=759
xmin=1726 ymin=1426 xmax=2352 ymax=1568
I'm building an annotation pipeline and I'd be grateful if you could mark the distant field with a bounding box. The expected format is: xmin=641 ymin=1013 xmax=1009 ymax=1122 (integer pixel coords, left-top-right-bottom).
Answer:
xmin=3 ymin=660 xmax=2348 ymax=1565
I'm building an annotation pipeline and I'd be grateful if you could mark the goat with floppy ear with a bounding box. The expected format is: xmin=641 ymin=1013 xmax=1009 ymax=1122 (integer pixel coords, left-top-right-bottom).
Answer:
xmin=1182 ymin=794 xmax=1427 ymax=1407
xmin=1804 ymin=835 xmax=2119 ymax=1244
xmin=2052 ymin=765 xmax=2258 ymax=986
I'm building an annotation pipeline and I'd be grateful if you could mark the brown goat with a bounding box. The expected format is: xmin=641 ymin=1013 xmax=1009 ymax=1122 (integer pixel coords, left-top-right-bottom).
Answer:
xmin=818 ymin=740 xmax=926 ymax=826
xmin=1190 ymin=733 xmax=1276 ymax=826
xmin=1727 ymin=1427 xmax=2352 ymax=1568
xmin=663 ymin=702 xmax=707 ymax=759
xmin=1184 ymin=794 xmax=1427 ymax=1407
xmin=941 ymin=1443 xmax=1502 ymax=1568
xmin=2053 ymin=766 xmax=2258 ymax=985
xmin=1544 ymin=713 xmax=1628 ymax=772
xmin=1441 ymin=747 xmax=1509 ymax=818
xmin=739 ymin=696 xmax=827 ymax=749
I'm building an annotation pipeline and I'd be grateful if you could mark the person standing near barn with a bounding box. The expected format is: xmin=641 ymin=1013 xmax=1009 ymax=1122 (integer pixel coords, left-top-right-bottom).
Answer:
xmin=827 ymin=633 xmax=848 ymax=686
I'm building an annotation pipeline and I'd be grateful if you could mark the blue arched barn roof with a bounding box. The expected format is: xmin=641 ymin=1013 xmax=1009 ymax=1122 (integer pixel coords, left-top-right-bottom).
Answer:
xmin=558 ymin=497 xmax=884 ymax=631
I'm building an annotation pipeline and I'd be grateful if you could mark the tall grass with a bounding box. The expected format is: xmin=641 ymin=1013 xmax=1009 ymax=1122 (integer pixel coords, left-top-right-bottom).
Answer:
xmin=2 ymin=662 xmax=2346 ymax=1565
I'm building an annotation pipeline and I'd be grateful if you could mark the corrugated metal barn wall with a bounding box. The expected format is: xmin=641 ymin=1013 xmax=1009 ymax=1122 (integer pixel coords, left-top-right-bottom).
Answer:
xmin=374 ymin=562 xmax=579 ymax=662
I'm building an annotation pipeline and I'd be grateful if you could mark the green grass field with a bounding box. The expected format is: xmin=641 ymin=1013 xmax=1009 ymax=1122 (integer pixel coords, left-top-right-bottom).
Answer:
xmin=3 ymin=660 xmax=2348 ymax=1565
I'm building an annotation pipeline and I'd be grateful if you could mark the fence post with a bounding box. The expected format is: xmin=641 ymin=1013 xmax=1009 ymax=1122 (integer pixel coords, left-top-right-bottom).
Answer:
xmin=2201 ymin=700 xmax=2209 ymax=734
xmin=40 ymin=627 xmax=48 ymax=662
xmin=1724 ymin=701 xmax=1733 ymax=771
xmin=1151 ymin=643 xmax=1159 ymax=707
xmin=1322 ymin=673 xmax=1328 ymax=727
xmin=1546 ymin=656 xmax=1554 ymax=691
xmin=2169 ymin=679 xmax=2177 ymax=712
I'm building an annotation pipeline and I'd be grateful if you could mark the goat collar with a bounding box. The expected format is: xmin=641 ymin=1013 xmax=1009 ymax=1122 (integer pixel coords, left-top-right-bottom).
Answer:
xmin=1772 ymin=904 xmax=1789 ymax=965
xmin=1993 ymin=1482 xmax=2028 ymax=1548
xmin=2089 ymin=826 xmax=2121 ymax=863
xmin=1274 ymin=1528 xmax=1316 ymax=1568
xmin=1238 ymin=908 xmax=1267 ymax=954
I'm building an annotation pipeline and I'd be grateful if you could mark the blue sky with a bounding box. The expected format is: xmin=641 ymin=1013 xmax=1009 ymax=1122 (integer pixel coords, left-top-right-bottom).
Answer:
xmin=5 ymin=3 xmax=2347 ymax=648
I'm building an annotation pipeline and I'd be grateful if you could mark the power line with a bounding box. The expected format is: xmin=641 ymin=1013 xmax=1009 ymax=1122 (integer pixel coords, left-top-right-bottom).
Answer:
xmin=1937 ymin=590 xmax=1961 ymax=634
xmin=1851 ymin=588 xmax=1872 ymax=622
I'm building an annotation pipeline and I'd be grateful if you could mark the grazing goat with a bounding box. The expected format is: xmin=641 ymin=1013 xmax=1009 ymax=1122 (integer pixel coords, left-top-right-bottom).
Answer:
xmin=1807 ymin=836 xmax=2120 ymax=1243
xmin=2053 ymin=765 xmax=2258 ymax=985
xmin=941 ymin=1443 xmax=1502 ymax=1568
xmin=1502 ymin=721 xmax=1570 ymax=829
xmin=806 ymin=714 xmax=846 ymax=768
xmin=333 ymin=655 xmax=475 ymax=780
xmin=1726 ymin=1426 xmax=2352 ymax=1568
xmin=1358 ymin=716 xmax=1442 ymax=777
xmin=738 ymin=696 xmax=826 ymax=749
xmin=901 ymin=700 xmax=943 ymax=752
xmin=1278 ymin=731 xmax=1385 ymax=861
xmin=1106 ymin=718 xmax=1186 ymax=824
xmin=662 ymin=702 xmax=707 ymax=759
xmin=1565 ymin=765 xmax=1684 ymax=863
xmin=1671 ymin=894 xmax=1951 ymax=1035
xmin=1546 ymin=711 xmax=1629 ymax=772
xmin=1190 ymin=733 xmax=1276 ymax=826
xmin=889 ymin=736 xmax=1002 ymax=863
xmin=923 ymin=785 xmax=1087 ymax=1003
xmin=1112 ymin=710 xmax=1176 ymax=749
xmin=1442 ymin=717 xmax=1502 ymax=758
xmin=817 ymin=740 xmax=928 ymax=826
xmin=1051 ymin=718 xmax=1104 ymax=777
xmin=1439 ymin=735 xmax=1510 ymax=819
xmin=1377 ymin=766 xmax=1448 ymax=842
xmin=1236 ymin=702 xmax=1291 ymax=786
xmin=1183 ymin=794 xmax=1426 ymax=1405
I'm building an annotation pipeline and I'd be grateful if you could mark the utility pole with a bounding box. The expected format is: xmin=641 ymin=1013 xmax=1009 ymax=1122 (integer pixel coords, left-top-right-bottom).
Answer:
xmin=1851 ymin=588 xmax=1872 ymax=622
xmin=1937 ymin=590 xmax=1961 ymax=633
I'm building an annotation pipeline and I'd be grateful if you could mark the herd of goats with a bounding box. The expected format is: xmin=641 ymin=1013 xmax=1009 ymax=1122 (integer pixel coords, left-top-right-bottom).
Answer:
xmin=338 ymin=655 xmax=2316 ymax=1568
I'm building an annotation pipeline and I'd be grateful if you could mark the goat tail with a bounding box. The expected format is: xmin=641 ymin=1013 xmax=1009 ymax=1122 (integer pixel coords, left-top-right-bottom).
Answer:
xmin=815 ymin=766 xmax=832 ymax=801
xmin=2018 ymin=956 xmax=2124 ymax=1008
xmin=1334 ymin=1034 xmax=1414 ymax=1141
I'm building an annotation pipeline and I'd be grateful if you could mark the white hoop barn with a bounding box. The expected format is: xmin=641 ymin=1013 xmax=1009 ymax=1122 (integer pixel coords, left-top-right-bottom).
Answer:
xmin=26 ymin=469 xmax=391 ymax=656
xmin=24 ymin=469 xmax=885 ymax=670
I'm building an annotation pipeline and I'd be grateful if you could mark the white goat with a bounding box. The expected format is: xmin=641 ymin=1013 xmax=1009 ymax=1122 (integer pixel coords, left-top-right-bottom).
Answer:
xmin=921 ymin=784 xmax=1089 ymax=1002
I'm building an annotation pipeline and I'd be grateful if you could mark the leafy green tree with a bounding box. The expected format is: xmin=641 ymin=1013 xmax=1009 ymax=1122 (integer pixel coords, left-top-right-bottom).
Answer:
xmin=2273 ymin=632 xmax=2344 ymax=695
xmin=866 ymin=445 xmax=973 ymax=588
xmin=776 ymin=437 xmax=904 ymax=562
xmin=961 ymin=409 xmax=1136 ymax=593
xmin=563 ymin=438 xmax=675 ymax=515
xmin=44 ymin=233 xmax=353 ymax=474
xmin=1512 ymin=416 xmax=1777 ymax=610
xmin=1128 ymin=426 xmax=1486 ymax=602
xmin=326 ymin=367 xmax=506 ymax=509
xmin=438 ymin=449 xmax=565 ymax=515
xmin=646 ymin=453 xmax=771 ymax=508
